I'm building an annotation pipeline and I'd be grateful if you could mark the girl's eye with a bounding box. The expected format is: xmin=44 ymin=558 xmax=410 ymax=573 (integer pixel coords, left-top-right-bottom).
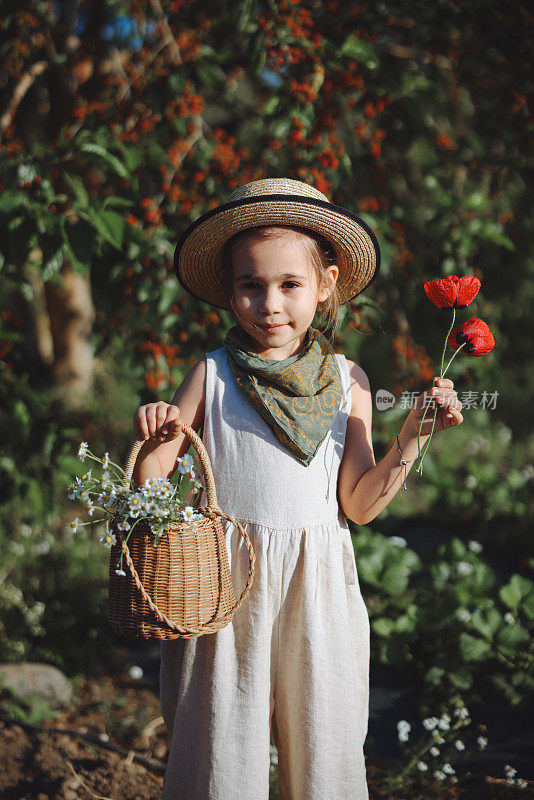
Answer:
xmin=283 ymin=282 xmax=300 ymax=289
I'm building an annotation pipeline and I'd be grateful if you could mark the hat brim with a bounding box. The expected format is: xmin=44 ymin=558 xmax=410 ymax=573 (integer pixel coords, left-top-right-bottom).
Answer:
xmin=174 ymin=194 xmax=381 ymax=309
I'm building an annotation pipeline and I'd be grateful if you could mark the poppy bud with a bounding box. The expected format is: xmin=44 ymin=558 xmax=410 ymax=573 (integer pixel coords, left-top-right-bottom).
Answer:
xmin=448 ymin=318 xmax=495 ymax=357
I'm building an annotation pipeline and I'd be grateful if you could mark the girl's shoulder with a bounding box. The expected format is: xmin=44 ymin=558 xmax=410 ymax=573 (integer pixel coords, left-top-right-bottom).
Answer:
xmin=340 ymin=357 xmax=371 ymax=417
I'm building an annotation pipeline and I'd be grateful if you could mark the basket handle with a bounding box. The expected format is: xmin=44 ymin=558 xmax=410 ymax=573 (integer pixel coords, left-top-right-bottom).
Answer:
xmin=114 ymin=508 xmax=256 ymax=636
xmin=122 ymin=421 xmax=219 ymax=509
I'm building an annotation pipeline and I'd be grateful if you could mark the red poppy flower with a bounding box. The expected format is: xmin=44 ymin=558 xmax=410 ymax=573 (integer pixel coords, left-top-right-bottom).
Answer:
xmin=424 ymin=275 xmax=481 ymax=309
xmin=447 ymin=318 xmax=495 ymax=357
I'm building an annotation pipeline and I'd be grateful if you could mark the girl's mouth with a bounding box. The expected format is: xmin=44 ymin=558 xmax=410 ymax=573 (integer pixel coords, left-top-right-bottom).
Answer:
xmin=261 ymin=324 xmax=287 ymax=332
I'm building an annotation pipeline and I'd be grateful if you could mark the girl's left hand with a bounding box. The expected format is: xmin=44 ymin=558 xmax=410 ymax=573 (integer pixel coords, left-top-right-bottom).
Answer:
xmin=407 ymin=377 xmax=464 ymax=438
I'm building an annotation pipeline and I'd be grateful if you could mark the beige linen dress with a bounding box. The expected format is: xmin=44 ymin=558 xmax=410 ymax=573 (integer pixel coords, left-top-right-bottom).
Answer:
xmin=160 ymin=347 xmax=370 ymax=800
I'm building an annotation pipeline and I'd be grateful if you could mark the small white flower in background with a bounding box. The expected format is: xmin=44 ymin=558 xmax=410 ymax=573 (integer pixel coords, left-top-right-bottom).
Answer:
xmin=457 ymin=608 xmax=471 ymax=623
xmin=431 ymin=731 xmax=445 ymax=744
xmin=417 ymin=761 xmax=428 ymax=772
xmin=100 ymin=532 xmax=117 ymax=548
xmin=78 ymin=441 xmax=89 ymax=461
xmin=87 ymin=500 xmax=95 ymax=516
xmin=144 ymin=500 xmax=160 ymax=516
xmin=505 ymin=765 xmax=517 ymax=779
xmin=450 ymin=776 xmax=458 ymax=784
xmin=117 ymin=519 xmax=131 ymax=531
xmin=430 ymin=746 xmax=440 ymax=756
xmin=468 ymin=539 xmax=482 ymax=553
xmin=397 ymin=720 xmax=411 ymax=742
xmin=457 ymin=561 xmax=473 ymax=576
xmin=80 ymin=469 xmax=92 ymax=482
xmin=455 ymin=739 xmax=465 ymax=751
xmin=102 ymin=452 xmax=110 ymax=469
xmin=70 ymin=517 xmax=82 ymax=532
xmin=129 ymin=665 xmax=143 ymax=680
xmin=423 ymin=716 xmax=439 ymax=731
xmin=434 ymin=770 xmax=446 ymax=781
xmin=516 ymin=778 xmax=528 ymax=788
xmin=115 ymin=569 xmax=126 ymax=577
xmin=504 ymin=612 xmax=515 ymax=625
xmin=443 ymin=763 xmax=455 ymax=775
xmin=389 ymin=536 xmax=407 ymax=548
xmin=438 ymin=713 xmax=451 ymax=730
xmin=465 ymin=474 xmax=477 ymax=489
xmin=177 ymin=454 xmax=195 ymax=474
xmin=477 ymin=735 xmax=488 ymax=749
xmin=453 ymin=707 xmax=470 ymax=721
xmin=143 ymin=476 xmax=159 ymax=490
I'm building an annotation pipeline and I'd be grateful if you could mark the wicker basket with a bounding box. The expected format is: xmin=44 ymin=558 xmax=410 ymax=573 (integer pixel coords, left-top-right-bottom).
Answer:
xmin=107 ymin=422 xmax=255 ymax=640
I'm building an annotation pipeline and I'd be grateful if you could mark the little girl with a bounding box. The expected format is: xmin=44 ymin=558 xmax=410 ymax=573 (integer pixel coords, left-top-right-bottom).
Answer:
xmin=132 ymin=178 xmax=463 ymax=800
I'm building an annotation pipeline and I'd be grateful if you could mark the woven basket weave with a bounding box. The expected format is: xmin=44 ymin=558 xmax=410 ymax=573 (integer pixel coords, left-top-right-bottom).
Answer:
xmin=107 ymin=422 xmax=255 ymax=640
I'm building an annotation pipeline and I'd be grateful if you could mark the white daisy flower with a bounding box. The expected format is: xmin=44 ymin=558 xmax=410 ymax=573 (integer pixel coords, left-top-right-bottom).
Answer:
xmin=102 ymin=452 xmax=110 ymax=469
xmin=468 ymin=539 xmax=482 ymax=553
xmin=99 ymin=471 xmax=111 ymax=488
xmin=432 ymin=731 xmax=445 ymax=744
xmin=129 ymin=665 xmax=143 ymax=680
xmin=504 ymin=612 xmax=515 ymax=624
xmin=516 ymin=778 xmax=528 ymax=788
xmin=477 ymin=736 xmax=488 ymax=749
xmin=78 ymin=441 xmax=89 ymax=461
xmin=87 ymin=500 xmax=95 ymax=516
xmin=457 ymin=561 xmax=473 ymax=576
xmin=70 ymin=517 xmax=82 ymax=532
xmin=397 ymin=720 xmax=411 ymax=742
xmin=423 ymin=716 xmax=439 ymax=731
xmin=438 ymin=714 xmax=451 ymax=731
xmin=443 ymin=763 xmax=455 ymax=775
xmin=177 ymin=454 xmax=195 ymax=474
xmin=434 ymin=770 xmax=446 ymax=781
xmin=505 ymin=765 xmax=517 ymax=779
xmin=128 ymin=493 xmax=145 ymax=517
xmin=457 ymin=608 xmax=471 ymax=622
xmin=182 ymin=506 xmax=199 ymax=523
xmin=80 ymin=470 xmax=92 ymax=482
xmin=455 ymin=739 xmax=465 ymax=751
xmin=117 ymin=518 xmax=131 ymax=531
xmin=417 ymin=761 xmax=428 ymax=772
xmin=115 ymin=569 xmax=126 ymax=577
xmin=100 ymin=532 xmax=117 ymax=548
xmin=453 ymin=707 xmax=470 ymax=721
xmin=430 ymin=747 xmax=440 ymax=756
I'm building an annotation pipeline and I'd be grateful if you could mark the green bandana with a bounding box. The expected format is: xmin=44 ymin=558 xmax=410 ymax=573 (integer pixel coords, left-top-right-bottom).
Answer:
xmin=223 ymin=325 xmax=343 ymax=466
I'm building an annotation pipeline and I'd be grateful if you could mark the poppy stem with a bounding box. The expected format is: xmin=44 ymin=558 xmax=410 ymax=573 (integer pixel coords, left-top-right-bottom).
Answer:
xmin=415 ymin=308 xmax=457 ymax=474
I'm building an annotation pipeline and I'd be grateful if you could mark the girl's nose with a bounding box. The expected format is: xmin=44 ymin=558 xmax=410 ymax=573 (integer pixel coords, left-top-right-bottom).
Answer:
xmin=259 ymin=288 xmax=282 ymax=314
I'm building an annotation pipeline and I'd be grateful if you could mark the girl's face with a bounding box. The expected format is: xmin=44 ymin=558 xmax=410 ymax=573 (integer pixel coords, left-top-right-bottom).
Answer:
xmin=231 ymin=232 xmax=338 ymax=360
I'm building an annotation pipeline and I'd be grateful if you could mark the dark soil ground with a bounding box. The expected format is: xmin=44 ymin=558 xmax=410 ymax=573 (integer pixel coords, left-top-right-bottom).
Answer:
xmin=0 ymin=673 xmax=532 ymax=800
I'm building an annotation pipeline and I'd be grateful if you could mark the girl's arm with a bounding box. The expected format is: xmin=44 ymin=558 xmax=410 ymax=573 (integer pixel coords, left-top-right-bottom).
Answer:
xmin=338 ymin=360 xmax=462 ymax=525
xmin=132 ymin=358 xmax=206 ymax=487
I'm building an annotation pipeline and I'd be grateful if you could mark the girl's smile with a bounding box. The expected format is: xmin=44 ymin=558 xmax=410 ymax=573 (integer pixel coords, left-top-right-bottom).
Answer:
xmin=231 ymin=232 xmax=338 ymax=360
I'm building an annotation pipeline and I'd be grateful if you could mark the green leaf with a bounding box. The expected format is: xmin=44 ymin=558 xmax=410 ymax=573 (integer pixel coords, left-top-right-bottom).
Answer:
xmin=60 ymin=218 xmax=93 ymax=271
xmin=372 ymin=617 xmax=395 ymax=637
xmin=460 ymin=632 xmax=491 ymax=662
xmin=522 ymin=593 xmax=534 ymax=620
xmin=340 ymin=36 xmax=378 ymax=69
xmin=499 ymin=574 xmax=534 ymax=610
xmin=88 ymin=209 xmax=125 ymax=250
xmin=79 ymin=142 xmax=129 ymax=179
xmin=63 ymin=172 xmax=89 ymax=208
xmin=42 ymin=246 xmax=64 ymax=280
xmin=449 ymin=668 xmax=473 ymax=690
xmin=496 ymin=624 xmax=530 ymax=648
xmin=382 ymin=564 xmax=409 ymax=596
xmin=470 ymin=607 xmax=501 ymax=639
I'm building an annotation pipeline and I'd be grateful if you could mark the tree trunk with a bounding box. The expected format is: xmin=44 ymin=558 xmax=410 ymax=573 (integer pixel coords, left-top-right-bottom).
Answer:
xmin=44 ymin=259 xmax=96 ymax=402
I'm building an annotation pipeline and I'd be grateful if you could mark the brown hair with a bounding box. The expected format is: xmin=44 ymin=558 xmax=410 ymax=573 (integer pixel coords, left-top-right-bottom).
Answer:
xmin=221 ymin=226 xmax=341 ymax=343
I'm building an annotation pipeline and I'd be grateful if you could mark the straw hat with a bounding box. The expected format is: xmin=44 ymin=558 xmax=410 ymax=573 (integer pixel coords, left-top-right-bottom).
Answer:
xmin=174 ymin=177 xmax=380 ymax=308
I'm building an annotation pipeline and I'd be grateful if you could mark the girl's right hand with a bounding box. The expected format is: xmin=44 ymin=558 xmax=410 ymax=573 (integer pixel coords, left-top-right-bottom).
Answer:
xmin=133 ymin=402 xmax=183 ymax=443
